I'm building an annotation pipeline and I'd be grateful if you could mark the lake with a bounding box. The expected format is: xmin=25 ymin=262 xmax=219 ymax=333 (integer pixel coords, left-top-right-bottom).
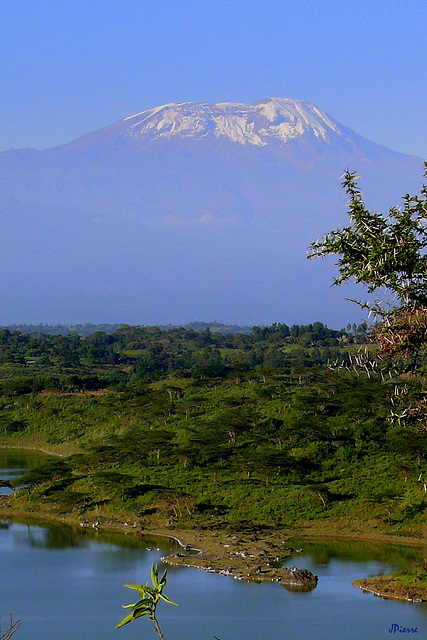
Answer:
xmin=1 ymin=449 xmax=426 ymax=640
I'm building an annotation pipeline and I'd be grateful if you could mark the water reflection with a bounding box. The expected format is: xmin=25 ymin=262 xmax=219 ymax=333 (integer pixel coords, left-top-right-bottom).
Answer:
xmin=16 ymin=523 xmax=88 ymax=549
xmin=282 ymin=583 xmax=317 ymax=593
xmin=0 ymin=448 xmax=50 ymax=494
xmin=0 ymin=521 xmax=180 ymax=640
xmin=0 ymin=448 xmax=50 ymax=469
xmin=1 ymin=449 xmax=427 ymax=640
xmin=286 ymin=536 xmax=424 ymax=573
xmin=1 ymin=516 xmax=180 ymax=552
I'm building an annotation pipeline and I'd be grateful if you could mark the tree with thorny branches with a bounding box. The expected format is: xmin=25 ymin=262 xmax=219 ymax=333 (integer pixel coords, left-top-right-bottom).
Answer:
xmin=309 ymin=164 xmax=427 ymax=431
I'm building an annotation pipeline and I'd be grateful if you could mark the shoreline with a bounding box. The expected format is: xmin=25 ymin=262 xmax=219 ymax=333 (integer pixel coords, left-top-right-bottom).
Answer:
xmin=353 ymin=583 xmax=422 ymax=603
xmin=1 ymin=440 xmax=426 ymax=599
xmin=353 ymin=578 xmax=427 ymax=604
xmin=0 ymin=443 xmax=75 ymax=457
xmin=1 ymin=502 xmax=426 ymax=597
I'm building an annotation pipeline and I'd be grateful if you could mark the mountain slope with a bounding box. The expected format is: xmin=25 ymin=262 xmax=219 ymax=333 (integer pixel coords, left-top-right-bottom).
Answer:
xmin=72 ymin=98 xmax=344 ymax=146
xmin=0 ymin=98 xmax=424 ymax=326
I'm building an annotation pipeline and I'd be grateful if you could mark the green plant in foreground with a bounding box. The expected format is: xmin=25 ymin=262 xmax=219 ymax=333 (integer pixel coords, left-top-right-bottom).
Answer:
xmin=116 ymin=564 xmax=177 ymax=640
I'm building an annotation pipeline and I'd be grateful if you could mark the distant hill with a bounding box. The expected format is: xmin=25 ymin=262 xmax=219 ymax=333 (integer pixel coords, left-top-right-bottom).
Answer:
xmin=0 ymin=98 xmax=424 ymax=326
xmin=2 ymin=321 xmax=253 ymax=337
xmin=2 ymin=323 xmax=122 ymax=337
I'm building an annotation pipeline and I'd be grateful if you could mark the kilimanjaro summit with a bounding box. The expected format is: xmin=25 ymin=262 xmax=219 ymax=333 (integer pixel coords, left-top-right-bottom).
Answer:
xmin=0 ymin=98 xmax=424 ymax=325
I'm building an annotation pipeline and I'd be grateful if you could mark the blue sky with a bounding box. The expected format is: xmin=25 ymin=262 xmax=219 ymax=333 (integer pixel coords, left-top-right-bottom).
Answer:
xmin=1 ymin=0 xmax=426 ymax=158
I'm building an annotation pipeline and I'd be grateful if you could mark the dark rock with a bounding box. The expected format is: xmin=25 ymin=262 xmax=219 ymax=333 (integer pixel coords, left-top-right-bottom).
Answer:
xmin=280 ymin=565 xmax=318 ymax=591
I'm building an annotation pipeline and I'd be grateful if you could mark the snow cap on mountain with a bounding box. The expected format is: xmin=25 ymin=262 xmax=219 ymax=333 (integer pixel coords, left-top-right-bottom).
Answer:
xmin=115 ymin=98 xmax=343 ymax=146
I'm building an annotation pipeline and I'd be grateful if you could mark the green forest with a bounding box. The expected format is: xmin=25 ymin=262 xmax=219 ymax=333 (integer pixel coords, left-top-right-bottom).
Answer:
xmin=0 ymin=319 xmax=425 ymax=538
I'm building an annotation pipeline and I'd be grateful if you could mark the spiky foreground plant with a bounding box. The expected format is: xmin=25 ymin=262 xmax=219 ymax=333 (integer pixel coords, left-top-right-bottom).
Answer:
xmin=116 ymin=564 xmax=177 ymax=640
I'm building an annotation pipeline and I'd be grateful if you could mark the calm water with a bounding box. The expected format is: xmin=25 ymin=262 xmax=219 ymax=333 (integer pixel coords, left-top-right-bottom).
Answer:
xmin=1 ymin=450 xmax=426 ymax=640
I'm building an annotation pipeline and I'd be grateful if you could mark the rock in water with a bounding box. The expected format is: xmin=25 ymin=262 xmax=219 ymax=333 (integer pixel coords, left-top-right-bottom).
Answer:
xmin=280 ymin=565 xmax=318 ymax=591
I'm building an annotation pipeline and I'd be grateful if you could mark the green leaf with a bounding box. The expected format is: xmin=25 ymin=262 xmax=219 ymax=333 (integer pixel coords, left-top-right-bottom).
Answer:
xmin=133 ymin=603 xmax=152 ymax=616
xmin=123 ymin=581 xmax=151 ymax=599
xmin=123 ymin=582 xmax=141 ymax=591
xmin=135 ymin=586 xmax=150 ymax=599
xmin=116 ymin=612 xmax=136 ymax=629
xmin=159 ymin=593 xmax=178 ymax=606
xmin=151 ymin=563 xmax=160 ymax=588
xmin=159 ymin=568 xmax=168 ymax=586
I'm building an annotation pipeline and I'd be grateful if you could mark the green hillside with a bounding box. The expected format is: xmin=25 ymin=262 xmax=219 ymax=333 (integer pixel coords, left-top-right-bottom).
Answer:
xmin=0 ymin=322 xmax=425 ymax=539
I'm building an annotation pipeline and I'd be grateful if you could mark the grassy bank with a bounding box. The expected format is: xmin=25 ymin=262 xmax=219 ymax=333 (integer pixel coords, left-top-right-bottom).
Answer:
xmin=353 ymin=572 xmax=427 ymax=603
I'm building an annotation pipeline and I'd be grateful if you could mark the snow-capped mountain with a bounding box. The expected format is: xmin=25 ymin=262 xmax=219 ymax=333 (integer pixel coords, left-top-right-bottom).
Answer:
xmin=102 ymin=98 xmax=343 ymax=146
xmin=0 ymin=98 xmax=424 ymax=326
